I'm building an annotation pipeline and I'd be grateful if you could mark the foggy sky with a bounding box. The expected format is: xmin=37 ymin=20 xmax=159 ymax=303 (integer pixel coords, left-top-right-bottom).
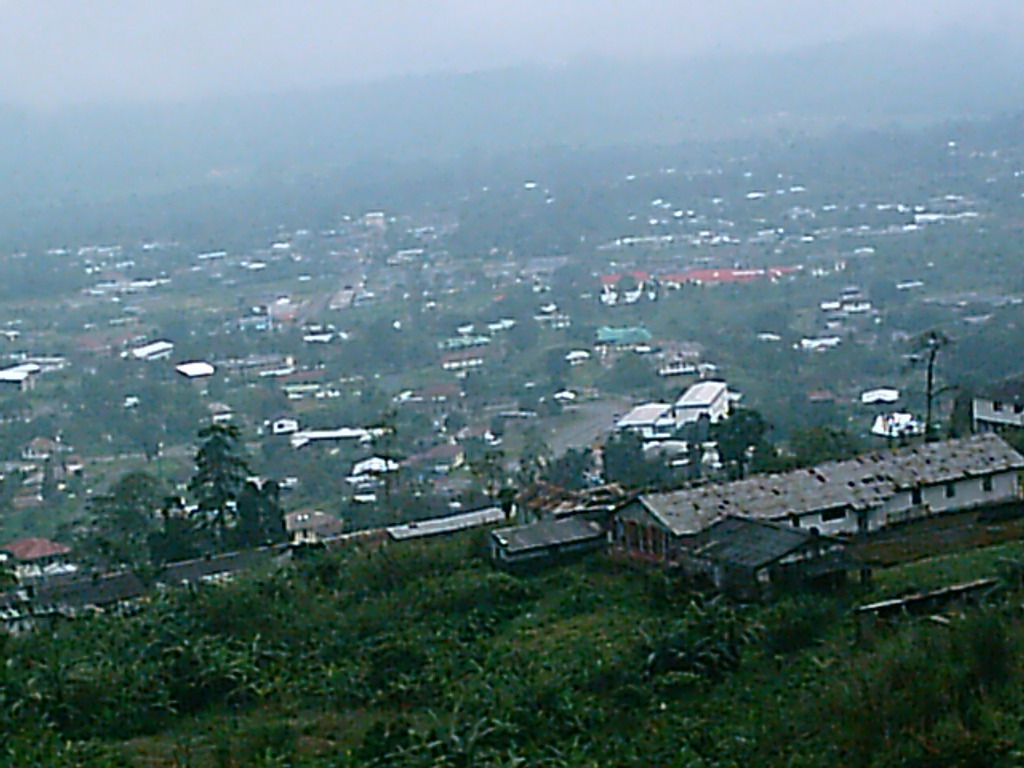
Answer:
xmin=3 ymin=0 xmax=1022 ymax=107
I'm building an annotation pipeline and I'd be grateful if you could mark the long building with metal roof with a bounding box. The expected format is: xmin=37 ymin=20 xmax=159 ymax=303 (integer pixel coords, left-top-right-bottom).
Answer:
xmin=613 ymin=434 xmax=1024 ymax=563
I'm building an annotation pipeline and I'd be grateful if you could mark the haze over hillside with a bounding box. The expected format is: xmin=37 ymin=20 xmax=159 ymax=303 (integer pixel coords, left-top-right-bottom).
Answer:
xmin=2 ymin=29 xmax=1022 ymax=245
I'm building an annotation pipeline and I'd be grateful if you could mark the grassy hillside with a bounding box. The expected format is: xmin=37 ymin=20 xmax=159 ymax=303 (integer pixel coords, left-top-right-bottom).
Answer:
xmin=6 ymin=534 xmax=1024 ymax=766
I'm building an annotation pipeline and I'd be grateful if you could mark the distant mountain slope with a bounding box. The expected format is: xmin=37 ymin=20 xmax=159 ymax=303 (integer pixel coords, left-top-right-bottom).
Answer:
xmin=0 ymin=30 xmax=1021 ymax=244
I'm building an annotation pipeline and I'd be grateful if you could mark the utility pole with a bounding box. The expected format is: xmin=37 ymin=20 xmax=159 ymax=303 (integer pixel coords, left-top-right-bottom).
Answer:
xmin=916 ymin=330 xmax=950 ymax=443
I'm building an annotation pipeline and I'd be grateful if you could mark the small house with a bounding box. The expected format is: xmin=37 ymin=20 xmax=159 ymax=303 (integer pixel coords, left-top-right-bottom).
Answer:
xmin=285 ymin=509 xmax=345 ymax=545
xmin=2 ymin=537 xmax=75 ymax=582
xmin=387 ymin=506 xmax=507 ymax=541
xmin=679 ymin=516 xmax=851 ymax=600
xmin=972 ymin=376 xmax=1024 ymax=432
xmin=490 ymin=517 xmax=606 ymax=569
xmin=21 ymin=437 xmax=64 ymax=462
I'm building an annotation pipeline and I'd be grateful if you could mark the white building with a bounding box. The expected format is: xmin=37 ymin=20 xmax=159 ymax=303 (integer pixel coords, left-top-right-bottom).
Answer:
xmin=615 ymin=403 xmax=676 ymax=441
xmin=175 ymin=361 xmax=215 ymax=379
xmin=0 ymin=362 xmax=40 ymax=392
xmin=861 ymin=387 xmax=900 ymax=405
xmin=673 ymin=381 xmax=730 ymax=425
xmin=871 ymin=412 xmax=923 ymax=439
xmin=972 ymin=378 xmax=1024 ymax=431
xmin=613 ymin=434 xmax=1024 ymax=559
xmin=125 ymin=340 xmax=175 ymax=361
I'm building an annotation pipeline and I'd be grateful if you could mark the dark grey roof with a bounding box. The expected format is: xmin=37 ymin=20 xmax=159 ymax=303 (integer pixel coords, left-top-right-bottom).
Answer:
xmin=491 ymin=517 xmax=604 ymax=554
xmin=640 ymin=434 xmax=1024 ymax=536
xmin=694 ymin=516 xmax=829 ymax=570
xmin=978 ymin=376 xmax=1024 ymax=406
xmin=0 ymin=545 xmax=288 ymax=616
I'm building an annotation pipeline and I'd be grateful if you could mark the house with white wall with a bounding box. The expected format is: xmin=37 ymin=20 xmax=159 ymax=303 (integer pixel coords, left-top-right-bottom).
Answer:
xmin=672 ymin=380 xmax=731 ymax=426
xmin=972 ymin=377 xmax=1024 ymax=431
xmin=612 ymin=434 xmax=1024 ymax=564
xmin=615 ymin=403 xmax=676 ymax=441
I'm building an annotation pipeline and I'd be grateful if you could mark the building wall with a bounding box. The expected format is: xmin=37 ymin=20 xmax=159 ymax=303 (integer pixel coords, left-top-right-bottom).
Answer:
xmin=673 ymin=387 xmax=729 ymax=426
xmin=973 ymin=397 xmax=1024 ymax=429
xmin=777 ymin=505 xmax=862 ymax=536
xmin=611 ymin=502 xmax=692 ymax=561
xmin=882 ymin=470 xmax=1019 ymax=525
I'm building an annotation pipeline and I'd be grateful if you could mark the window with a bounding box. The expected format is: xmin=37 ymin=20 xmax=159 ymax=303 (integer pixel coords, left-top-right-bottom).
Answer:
xmin=1015 ymin=404 xmax=1023 ymax=415
xmin=945 ymin=483 xmax=956 ymax=499
xmin=821 ymin=508 xmax=847 ymax=523
xmin=993 ymin=401 xmax=1003 ymax=412
xmin=982 ymin=476 xmax=994 ymax=493
xmin=911 ymin=487 xmax=922 ymax=505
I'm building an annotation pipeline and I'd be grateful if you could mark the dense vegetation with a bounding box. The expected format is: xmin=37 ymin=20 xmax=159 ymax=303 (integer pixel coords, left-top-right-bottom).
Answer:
xmin=6 ymin=534 xmax=1024 ymax=766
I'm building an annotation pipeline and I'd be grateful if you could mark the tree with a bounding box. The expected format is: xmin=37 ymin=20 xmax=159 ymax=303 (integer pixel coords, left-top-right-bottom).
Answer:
xmin=80 ymin=471 xmax=166 ymax=571
xmin=603 ymin=430 xmax=659 ymax=490
xmin=149 ymin=496 xmax=201 ymax=565
xmin=187 ymin=424 xmax=251 ymax=548
xmin=712 ymin=408 xmax=771 ymax=479
xmin=790 ymin=425 xmax=860 ymax=468
xmin=234 ymin=479 xmax=285 ymax=548
xmin=468 ymin=448 xmax=508 ymax=502
xmin=543 ymin=447 xmax=593 ymax=491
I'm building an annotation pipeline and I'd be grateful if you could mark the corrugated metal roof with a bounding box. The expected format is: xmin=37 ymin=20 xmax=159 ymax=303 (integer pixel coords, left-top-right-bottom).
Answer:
xmin=387 ymin=507 xmax=506 ymax=540
xmin=640 ymin=434 xmax=1024 ymax=536
xmin=492 ymin=517 xmax=604 ymax=554
xmin=978 ymin=377 xmax=1024 ymax=406
xmin=694 ymin=516 xmax=826 ymax=569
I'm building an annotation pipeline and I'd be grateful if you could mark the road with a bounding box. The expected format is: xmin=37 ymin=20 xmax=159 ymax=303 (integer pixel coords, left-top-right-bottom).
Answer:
xmin=542 ymin=397 xmax=633 ymax=457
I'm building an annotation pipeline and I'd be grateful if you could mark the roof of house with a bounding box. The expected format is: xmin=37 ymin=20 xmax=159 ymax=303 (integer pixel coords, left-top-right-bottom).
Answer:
xmin=25 ymin=436 xmax=61 ymax=453
xmin=176 ymin=360 xmax=216 ymax=378
xmin=977 ymin=376 xmax=1024 ymax=406
xmin=403 ymin=442 xmax=464 ymax=467
xmin=596 ymin=325 xmax=652 ymax=345
xmin=693 ymin=516 xmax=837 ymax=570
xmin=660 ymin=266 xmax=800 ymax=285
xmin=676 ymin=380 xmax=728 ymax=408
xmin=0 ymin=545 xmax=288 ymax=615
xmin=285 ymin=509 xmax=344 ymax=535
xmin=351 ymin=456 xmax=399 ymax=476
xmin=128 ymin=340 xmax=174 ymax=360
xmin=861 ymin=387 xmax=900 ymax=404
xmin=3 ymin=537 xmax=72 ymax=561
xmin=387 ymin=506 xmax=506 ymax=541
xmin=491 ymin=516 xmax=604 ymax=554
xmin=0 ymin=363 xmax=40 ymax=382
xmin=616 ymin=403 xmax=673 ymax=428
xmin=636 ymin=434 xmax=1024 ymax=536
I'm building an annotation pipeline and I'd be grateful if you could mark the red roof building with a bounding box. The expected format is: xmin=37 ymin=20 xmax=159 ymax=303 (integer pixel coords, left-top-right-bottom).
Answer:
xmin=3 ymin=537 xmax=72 ymax=562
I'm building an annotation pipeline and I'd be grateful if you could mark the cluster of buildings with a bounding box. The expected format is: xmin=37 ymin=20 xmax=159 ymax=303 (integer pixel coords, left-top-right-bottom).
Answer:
xmin=490 ymin=433 xmax=1024 ymax=598
xmin=614 ymin=380 xmax=733 ymax=442
xmin=3 ymin=429 xmax=1023 ymax=625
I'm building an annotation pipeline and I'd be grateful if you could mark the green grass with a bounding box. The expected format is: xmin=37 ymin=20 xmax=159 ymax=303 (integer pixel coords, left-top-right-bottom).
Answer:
xmin=7 ymin=530 xmax=1024 ymax=766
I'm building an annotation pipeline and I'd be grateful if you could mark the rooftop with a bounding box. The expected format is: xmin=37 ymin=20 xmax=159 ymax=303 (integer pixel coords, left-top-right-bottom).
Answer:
xmin=694 ymin=516 xmax=837 ymax=570
xmin=978 ymin=376 xmax=1024 ymax=406
xmin=676 ymin=380 xmax=728 ymax=408
xmin=3 ymin=537 xmax=72 ymax=561
xmin=616 ymin=403 xmax=672 ymax=428
xmin=387 ymin=507 xmax=506 ymax=541
xmin=638 ymin=434 xmax=1024 ymax=536
xmin=491 ymin=516 xmax=604 ymax=554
